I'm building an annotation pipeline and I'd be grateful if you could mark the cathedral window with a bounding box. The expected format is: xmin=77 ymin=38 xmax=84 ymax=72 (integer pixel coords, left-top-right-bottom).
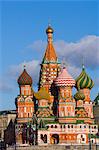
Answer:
xmin=28 ymin=113 xmax=29 ymax=117
xmin=81 ymin=135 xmax=83 ymax=138
xmin=55 ymin=125 xmax=57 ymax=128
xmin=21 ymin=86 xmax=30 ymax=95
xmin=68 ymin=125 xmax=70 ymax=128
xmin=21 ymin=87 xmax=24 ymax=95
xmin=84 ymin=125 xmax=86 ymax=128
xmin=21 ymin=113 xmax=23 ymax=117
xmin=82 ymin=138 xmax=84 ymax=141
xmin=43 ymin=134 xmax=47 ymax=143
xmin=71 ymin=125 xmax=73 ymax=128
xmin=41 ymin=134 xmax=43 ymax=139
xmin=51 ymin=125 xmax=53 ymax=128
xmin=25 ymin=87 xmax=29 ymax=95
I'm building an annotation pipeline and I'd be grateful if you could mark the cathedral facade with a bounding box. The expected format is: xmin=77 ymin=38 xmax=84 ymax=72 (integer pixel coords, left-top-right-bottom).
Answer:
xmin=15 ymin=26 xmax=98 ymax=145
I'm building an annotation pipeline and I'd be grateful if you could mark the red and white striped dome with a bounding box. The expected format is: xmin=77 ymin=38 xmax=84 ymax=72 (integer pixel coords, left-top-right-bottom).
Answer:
xmin=55 ymin=67 xmax=75 ymax=86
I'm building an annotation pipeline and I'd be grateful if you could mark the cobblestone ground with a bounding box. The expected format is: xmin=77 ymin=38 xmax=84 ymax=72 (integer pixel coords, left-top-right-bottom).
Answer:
xmin=6 ymin=144 xmax=99 ymax=150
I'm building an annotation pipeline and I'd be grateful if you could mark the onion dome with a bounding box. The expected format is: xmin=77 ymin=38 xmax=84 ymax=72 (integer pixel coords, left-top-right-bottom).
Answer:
xmin=55 ymin=67 xmax=75 ymax=86
xmin=74 ymin=91 xmax=85 ymax=100
xmin=46 ymin=25 xmax=54 ymax=34
xmin=94 ymin=93 xmax=99 ymax=105
xmin=75 ymin=65 xmax=94 ymax=90
xmin=17 ymin=68 xmax=32 ymax=85
xmin=34 ymin=87 xmax=50 ymax=100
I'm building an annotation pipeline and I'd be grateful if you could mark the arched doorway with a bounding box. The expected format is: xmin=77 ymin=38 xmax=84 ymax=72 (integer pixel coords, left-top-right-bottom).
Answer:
xmin=51 ymin=134 xmax=59 ymax=144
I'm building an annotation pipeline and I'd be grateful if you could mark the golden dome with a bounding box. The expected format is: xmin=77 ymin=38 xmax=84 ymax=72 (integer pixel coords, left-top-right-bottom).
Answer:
xmin=46 ymin=25 xmax=54 ymax=34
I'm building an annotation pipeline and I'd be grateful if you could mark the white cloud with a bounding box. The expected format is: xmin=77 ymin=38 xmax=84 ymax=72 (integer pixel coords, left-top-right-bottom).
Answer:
xmin=1 ymin=35 xmax=99 ymax=93
xmin=27 ymin=40 xmax=46 ymax=52
xmin=7 ymin=60 xmax=40 ymax=86
xmin=27 ymin=35 xmax=99 ymax=69
xmin=54 ymin=35 xmax=99 ymax=69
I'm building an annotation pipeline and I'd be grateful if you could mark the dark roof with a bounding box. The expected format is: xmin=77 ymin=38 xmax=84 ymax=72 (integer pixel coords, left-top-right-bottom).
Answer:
xmin=0 ymin=110 xmax=16 ymax=115
xmin=17 ymin=69 xmax=32 ymax=85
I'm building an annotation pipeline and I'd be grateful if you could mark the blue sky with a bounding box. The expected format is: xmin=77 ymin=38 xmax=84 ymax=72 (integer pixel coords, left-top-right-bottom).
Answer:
xmin=0 ymin=0 xmax=99 ymax=110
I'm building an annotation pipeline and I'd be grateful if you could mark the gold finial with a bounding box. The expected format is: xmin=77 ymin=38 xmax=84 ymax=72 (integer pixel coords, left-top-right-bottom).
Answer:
xmin=82 ymin=56 xmax=85 ymax=70
xmin=46 ymin=23 xmax=54 ymax=34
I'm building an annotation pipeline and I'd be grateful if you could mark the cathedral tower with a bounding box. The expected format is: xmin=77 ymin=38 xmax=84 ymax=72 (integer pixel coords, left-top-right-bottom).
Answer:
xmin=15 ymin=67 xmax=34 ymax=144
xmin=75 ymin=65 xmax=94 ymax=118
xmin=38 ymin=25 xmax=60 ymax=93
xmin=55 ymin=66 xmax=75 ymax=120
xmin=16 ymin=66 xmax=34 ymax=123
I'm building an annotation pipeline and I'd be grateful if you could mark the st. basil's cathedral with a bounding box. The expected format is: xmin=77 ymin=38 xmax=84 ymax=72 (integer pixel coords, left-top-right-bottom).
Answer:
xmin=15 ymin=25 xmax=99 ymax=145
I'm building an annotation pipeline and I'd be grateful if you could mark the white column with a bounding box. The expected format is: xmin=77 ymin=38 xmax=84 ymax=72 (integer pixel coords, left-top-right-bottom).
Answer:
xmin=47 ymin=132 xmax=50 ymax=144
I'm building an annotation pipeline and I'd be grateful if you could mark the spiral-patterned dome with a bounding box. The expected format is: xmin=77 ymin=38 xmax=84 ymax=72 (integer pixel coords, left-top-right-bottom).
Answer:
xmin=74 ymin=91 xmax=85 ymax=100
xmin=75 ymin=66 xmax=94 ymax=90
xmin=17 ymin=69 xmax=32 ymax=85
xmin=55 ymin=67 xmax=75 ymax=87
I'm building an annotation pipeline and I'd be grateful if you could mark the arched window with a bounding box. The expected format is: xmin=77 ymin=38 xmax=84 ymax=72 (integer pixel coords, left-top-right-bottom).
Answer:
xmin=71 ymin=125 xmax=73 ymax=128
xmin=68 ymin=125 xmax=70 ymax=128
xmin=41 ymin=134 xmax=43 ymax=139
xmin=40 ymin=134 xmax=47 ymax=143
xmin=43 ymin=134 xmax=47 ymax=143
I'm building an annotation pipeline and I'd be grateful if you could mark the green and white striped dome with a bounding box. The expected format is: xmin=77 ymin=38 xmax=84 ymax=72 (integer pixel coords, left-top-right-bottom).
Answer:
xmin=75 ymin=65 xmax=94 ymax=90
